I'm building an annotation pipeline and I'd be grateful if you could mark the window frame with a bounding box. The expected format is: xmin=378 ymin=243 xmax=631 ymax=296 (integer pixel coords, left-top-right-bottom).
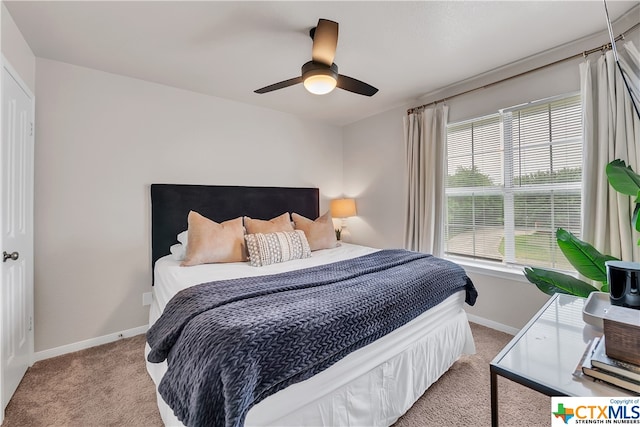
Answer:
xmin=443 ymin=92 xmax=582 ymax=273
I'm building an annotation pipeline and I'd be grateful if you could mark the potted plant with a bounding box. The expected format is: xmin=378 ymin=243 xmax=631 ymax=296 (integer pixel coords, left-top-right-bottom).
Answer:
xmin=524 ymin=159 xmax=640 ymax=297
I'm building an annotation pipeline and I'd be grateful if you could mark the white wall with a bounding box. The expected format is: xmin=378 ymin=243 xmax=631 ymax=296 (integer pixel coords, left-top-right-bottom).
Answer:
xmin=1 ymin=2 xmax=35 ymax=93
xmin=342 ymin=104 xmax=409 ymax=249
xmin=343 ymin=10 xmax=640 ymax=330
xmin=34 ymin=58 xmax=342 ymax=351
xmin=418 ymin=6 xmax=639 ymax=123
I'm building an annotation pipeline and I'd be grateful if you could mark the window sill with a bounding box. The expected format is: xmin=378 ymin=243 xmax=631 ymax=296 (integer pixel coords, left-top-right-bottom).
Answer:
xmin=444 ymin=255 xmax=530 ymax=284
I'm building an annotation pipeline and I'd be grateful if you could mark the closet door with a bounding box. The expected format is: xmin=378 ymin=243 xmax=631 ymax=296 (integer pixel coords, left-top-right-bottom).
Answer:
xmin=1 ymin=60 xmax=34 ymax=416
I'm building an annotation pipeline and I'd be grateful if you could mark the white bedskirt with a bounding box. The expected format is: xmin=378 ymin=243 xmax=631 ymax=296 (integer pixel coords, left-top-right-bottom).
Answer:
xmin=145 ymin=291 xmax=475 ymax=426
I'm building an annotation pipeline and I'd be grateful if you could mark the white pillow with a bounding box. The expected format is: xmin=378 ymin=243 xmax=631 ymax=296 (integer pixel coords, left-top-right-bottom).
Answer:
xmin=177 ymin=230 xmax=188 ymax=245
xmin=170 ymin=243 xmax=186 ymax=261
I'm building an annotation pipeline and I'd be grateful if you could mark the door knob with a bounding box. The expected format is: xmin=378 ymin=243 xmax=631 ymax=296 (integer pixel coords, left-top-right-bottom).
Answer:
xmin=3 ymin=251 xmax=19 ymax=262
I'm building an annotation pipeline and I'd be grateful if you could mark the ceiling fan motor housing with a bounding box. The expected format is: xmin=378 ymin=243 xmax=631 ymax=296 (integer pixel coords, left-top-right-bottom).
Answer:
xmin=301 ymin=61 xmax=339 ymax=81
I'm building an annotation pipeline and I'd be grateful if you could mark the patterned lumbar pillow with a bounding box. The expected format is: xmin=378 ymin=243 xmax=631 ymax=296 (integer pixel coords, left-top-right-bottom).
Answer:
xmin=245 ymin=230 xmax=312 ymax=267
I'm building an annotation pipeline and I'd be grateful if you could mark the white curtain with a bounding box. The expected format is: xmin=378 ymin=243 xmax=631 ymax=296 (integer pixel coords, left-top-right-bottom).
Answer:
xmin=403 ymin=104 xmax=448 ymax=255
xmin=581 ymin=40 xmax=640 ymax=262
xmin=620 ymin=42 xmax=640 ymax=110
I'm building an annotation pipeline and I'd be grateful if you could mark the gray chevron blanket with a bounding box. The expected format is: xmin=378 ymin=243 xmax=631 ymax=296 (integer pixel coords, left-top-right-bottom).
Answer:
xmin=146 ymin=249 xmax=477 ymax=427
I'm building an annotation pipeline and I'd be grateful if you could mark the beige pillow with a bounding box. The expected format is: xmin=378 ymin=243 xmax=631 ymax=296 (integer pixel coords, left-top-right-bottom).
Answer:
xmin=181 ymin=211 xmax=247 ymax=266
xmin=291 ymin=211 xmax=338 ymax=251
xmin=244 ymin=213 xmax=293 ymax=234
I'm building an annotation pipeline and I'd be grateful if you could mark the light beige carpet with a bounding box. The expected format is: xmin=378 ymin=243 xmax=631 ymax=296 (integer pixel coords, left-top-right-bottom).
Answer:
xmin=3 ymin=323 xmax=549 ymax=426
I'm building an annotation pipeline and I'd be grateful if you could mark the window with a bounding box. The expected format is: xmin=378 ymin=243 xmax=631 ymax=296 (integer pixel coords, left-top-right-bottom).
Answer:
xmin=445 ymin=93 xmax=582 ymax=270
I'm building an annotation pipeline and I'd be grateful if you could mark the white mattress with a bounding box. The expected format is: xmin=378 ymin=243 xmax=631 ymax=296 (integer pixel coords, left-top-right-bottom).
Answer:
xmin=146 ymin=243 xmax=475 ymax=426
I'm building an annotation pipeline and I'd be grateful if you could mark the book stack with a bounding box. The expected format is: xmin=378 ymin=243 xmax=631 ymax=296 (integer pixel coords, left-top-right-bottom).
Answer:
xmin=577 ymin=336 xmax=640 ymax=394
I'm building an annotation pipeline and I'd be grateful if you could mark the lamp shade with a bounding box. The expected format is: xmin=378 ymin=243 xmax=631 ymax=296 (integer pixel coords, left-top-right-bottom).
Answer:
xmin=330 ymin=198 xmax=357 ymax=218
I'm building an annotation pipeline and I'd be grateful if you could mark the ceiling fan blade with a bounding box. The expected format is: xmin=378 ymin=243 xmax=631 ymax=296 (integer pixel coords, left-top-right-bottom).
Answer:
xmin=254 ymin=77 xmax=303 ymax=94
xmin=311 ymin=19 xmax=338 ymax=66
xmin=337 ymin=75 xmax=378 ymax=97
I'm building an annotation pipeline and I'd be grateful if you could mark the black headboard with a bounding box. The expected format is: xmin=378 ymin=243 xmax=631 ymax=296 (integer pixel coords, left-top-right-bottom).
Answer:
xmin=150 ymin=184 xmax=319 ymax=274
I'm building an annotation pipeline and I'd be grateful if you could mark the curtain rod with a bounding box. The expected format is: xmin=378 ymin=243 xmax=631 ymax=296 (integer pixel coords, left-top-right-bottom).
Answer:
xmin=406 ymin=21 xmax=640 ymax=115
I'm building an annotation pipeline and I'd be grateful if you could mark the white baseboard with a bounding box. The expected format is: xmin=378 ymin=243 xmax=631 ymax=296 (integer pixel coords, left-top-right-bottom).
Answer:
xmin=32 ymin=325 xmax=149 ymax=363
xmin=467 ymin=313 xmax=519 ymax=336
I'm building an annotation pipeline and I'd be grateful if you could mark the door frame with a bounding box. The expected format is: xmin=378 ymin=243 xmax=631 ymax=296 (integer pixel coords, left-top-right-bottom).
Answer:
xmin=0 ymin=54 xmax=35 ymax=423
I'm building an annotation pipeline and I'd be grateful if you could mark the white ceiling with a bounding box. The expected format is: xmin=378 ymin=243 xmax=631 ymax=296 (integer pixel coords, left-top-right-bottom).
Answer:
xmin=5 ymin=1 xmax=638 ymax=126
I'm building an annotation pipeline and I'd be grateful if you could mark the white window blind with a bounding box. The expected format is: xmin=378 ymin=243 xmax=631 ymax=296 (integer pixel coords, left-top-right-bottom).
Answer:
xmin=445 ymin=93 xmax=582 ymax=270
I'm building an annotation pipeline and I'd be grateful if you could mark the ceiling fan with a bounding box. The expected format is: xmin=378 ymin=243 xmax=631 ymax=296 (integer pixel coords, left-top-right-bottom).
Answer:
xmin=254 ymin=19 xmax=378 ymax=97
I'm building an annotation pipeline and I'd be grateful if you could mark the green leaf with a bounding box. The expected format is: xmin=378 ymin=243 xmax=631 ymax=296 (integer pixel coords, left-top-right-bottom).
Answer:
xmin=556 ymin=228 xmax=618 ymax=283
xmin=600 ymin=284 xmax=609 ymax=293
xmin=606 ymin=159 xmax=640 ymax=196
xmin=524 ymin=267 xmax=599 ymax=297
xmin=634 ymin=204 xmax=640 ymax=234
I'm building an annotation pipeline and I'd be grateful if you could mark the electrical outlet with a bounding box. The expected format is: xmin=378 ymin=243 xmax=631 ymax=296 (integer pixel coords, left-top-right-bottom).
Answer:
xmin=142 ymin=292 xmax=153 ymax=306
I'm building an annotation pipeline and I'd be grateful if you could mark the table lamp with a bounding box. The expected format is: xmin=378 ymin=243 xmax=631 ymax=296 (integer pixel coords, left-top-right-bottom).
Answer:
xmin=330 ymin=198 xmax=357 ymax=240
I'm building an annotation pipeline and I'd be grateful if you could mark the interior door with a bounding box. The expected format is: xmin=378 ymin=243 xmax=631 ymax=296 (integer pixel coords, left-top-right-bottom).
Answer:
xmin=0 ymin=61 xmax=34 ymax=416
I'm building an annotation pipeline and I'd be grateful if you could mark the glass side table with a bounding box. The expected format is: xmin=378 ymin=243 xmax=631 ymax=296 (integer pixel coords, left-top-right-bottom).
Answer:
xmin=490 ymin=293 xmax=635 ymax=427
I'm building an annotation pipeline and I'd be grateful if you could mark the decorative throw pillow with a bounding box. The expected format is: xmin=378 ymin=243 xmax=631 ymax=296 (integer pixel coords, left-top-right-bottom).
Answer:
xmin=291 ymin=211 xmax=338 ymax=251
xmin=244 ymin=213 xmax=294 ymax=234
xmin=170 ymin=243 xmax=186 ymax=261
xmin=245 ymin=230 xmax=312 ymax=267
xmin=181 ymin=211 xmax=247 ymax=266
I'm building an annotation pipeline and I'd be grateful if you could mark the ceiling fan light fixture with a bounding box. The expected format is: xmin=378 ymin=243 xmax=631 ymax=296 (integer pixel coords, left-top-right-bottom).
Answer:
xmin=301 ymin=61 xmax=339 ymax=95
xmin=304 ymin=74 xmax=337 ymax=95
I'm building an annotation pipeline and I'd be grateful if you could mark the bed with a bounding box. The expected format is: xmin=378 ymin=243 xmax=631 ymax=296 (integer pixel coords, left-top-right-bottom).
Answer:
xmin=145 ymin=184 xmax=477 ymax=427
